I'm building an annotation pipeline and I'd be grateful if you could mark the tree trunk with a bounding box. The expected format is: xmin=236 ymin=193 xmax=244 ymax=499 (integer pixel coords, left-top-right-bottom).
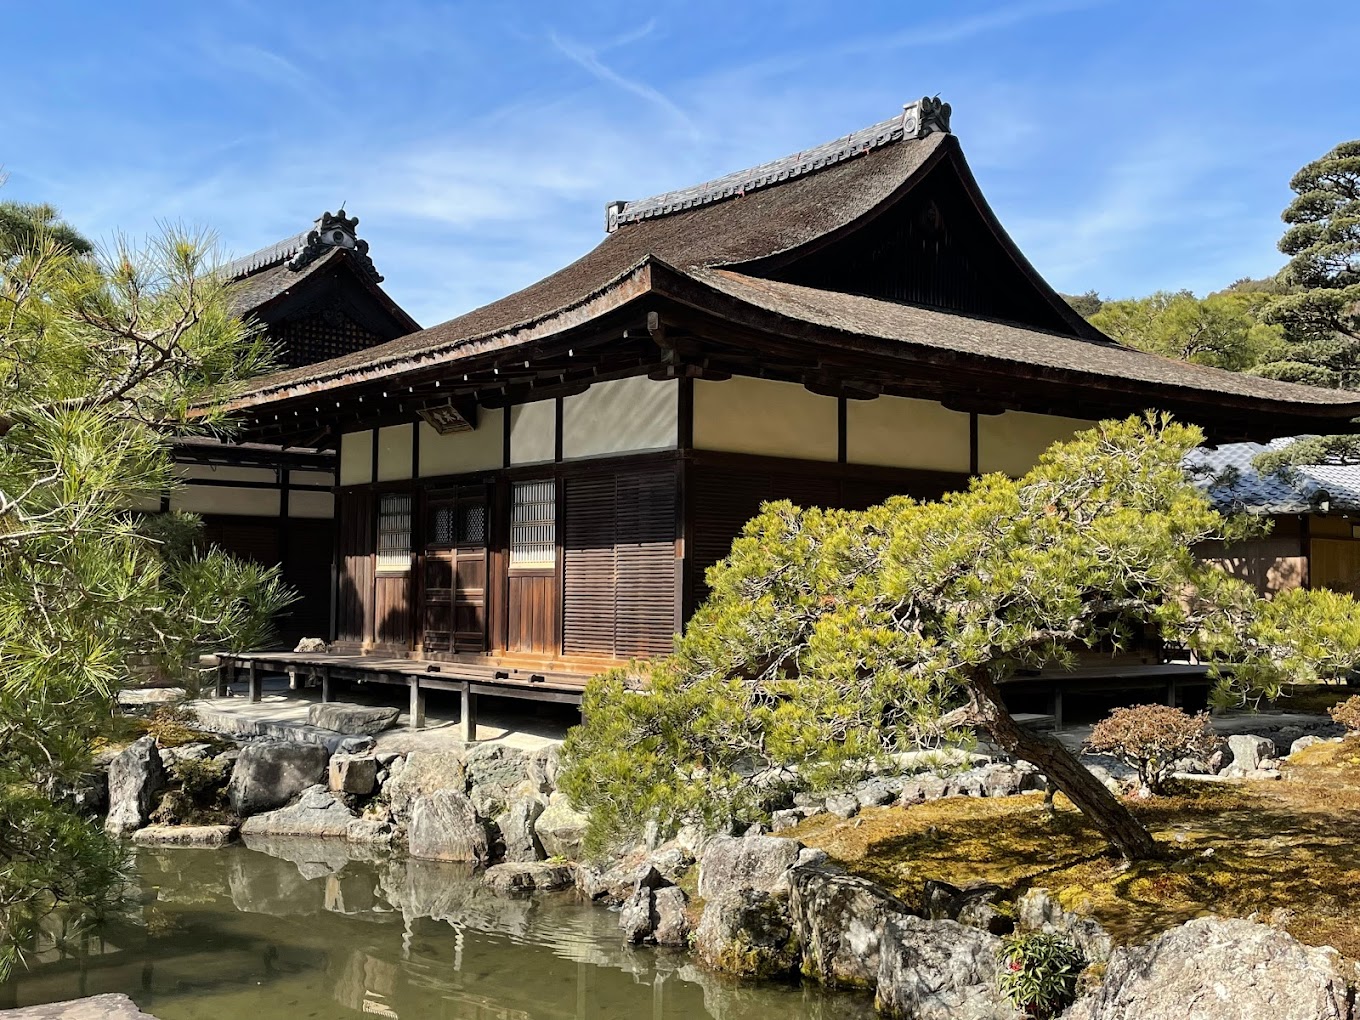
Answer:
xmin=968 ymin=673 xmax=1161 ymax=860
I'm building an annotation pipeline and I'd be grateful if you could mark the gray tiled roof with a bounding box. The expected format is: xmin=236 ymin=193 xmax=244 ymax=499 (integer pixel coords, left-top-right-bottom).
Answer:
xmin=222 ymin=231 xmax=310 ymax=280
xmin=1186 ymin=440 xmax=1360 ymax=513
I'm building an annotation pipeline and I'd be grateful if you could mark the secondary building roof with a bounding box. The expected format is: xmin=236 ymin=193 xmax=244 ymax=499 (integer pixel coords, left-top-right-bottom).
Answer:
xmin=1187 ymin=441 xmax=1360 ymax=514
xmin=214 ymin=99 xmax=1360 ymax=445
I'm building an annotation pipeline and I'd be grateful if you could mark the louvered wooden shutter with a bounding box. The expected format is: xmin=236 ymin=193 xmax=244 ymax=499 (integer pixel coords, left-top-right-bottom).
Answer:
xmin=563 ymin=469 xmax=676 ymax=658
xmin=563 ymin=475 xmax=617 ymax=656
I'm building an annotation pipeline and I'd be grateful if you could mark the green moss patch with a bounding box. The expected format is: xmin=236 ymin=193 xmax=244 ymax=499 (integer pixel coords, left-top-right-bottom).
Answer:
xmin=793 ymin=740 xmax=1360 ymax=963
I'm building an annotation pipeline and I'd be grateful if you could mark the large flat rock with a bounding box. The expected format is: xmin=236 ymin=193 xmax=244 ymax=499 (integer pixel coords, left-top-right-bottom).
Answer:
xmin=307 ymin=703 xmax=400 ymax=735
xmin=2 ymin=994 xmax=159 ymax=1018
xmin=132 ymin=824 xmax=237 ymax=847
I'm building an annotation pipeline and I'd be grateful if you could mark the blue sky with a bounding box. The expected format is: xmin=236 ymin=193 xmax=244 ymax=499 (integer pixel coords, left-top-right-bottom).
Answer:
xmin=4 ymin=0 xmax=1357 ymax=328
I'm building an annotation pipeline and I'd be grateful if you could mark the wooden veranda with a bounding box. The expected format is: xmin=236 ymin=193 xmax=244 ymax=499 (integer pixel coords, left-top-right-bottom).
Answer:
xmin=217 ymin=651 xmax=588 ymax=742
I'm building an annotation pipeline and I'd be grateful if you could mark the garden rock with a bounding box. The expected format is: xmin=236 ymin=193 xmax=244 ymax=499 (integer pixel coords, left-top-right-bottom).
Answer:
xmin=1015 ymin=888 xmax=1112 ymax=964
xmin=825 ymin=793 xmax=861 ymax=819
xmin=2 ymin=993 xmax=160 ymax=1019
xmin=240 ymin=785 xmax=356 ymax=837
xmin=465 ymin=743 xmax=529 ymax=789
xmin=294 ymin=637 xmax=327 ymax=652
xmin=694 ymin=888 xmax=798 ymax=978
xmin=105 ymin=736 xmax=167 ymax=836
xmin=384 ymin=751 xmax=466 ymax=823
xmin=496 ymin=797 xmax=546 ymax=862
xmin=653 ymin=886 xmax=691 ymax=946
xmin=1290 ymin=734 xmax=1326 ymax=756
xmin=619 ymin=886 xmax=658 ymax=943
xmin=771 ymin=808 xmax=808 ymax=832
xmin=534 ymin=793 xmax=589 ymax=860
xmin=160 ymin=743 xmax=212 ymax=768
xmin=698 ymin=834 xmax=804 ymax=900
xmin=789 ymin=865 xmax=914 ymax=988
xmin=1226 ymin=734 xmax=1275 ymax=772
xmin=647 ymin=844 xmax=695 ymax=883
xmin=525 ymin=745 xmax=561 ymax=794
xmin=409 ymin=789 xmax=488 ymax=863
xmin=346 ymin=816 xmax=394 ymax=845
xmin=307 ymin=703 xmax=399 ymax=735
xmin=116 ymin=687 xmax=186 ymax=713
xmin=227 ymin=740 xmax=329 ymax=817
xmin=1065 ymin=916 xmax=1352 ymax=1020
xmin=875 ymin=914 xmax=1011 ymax=1020
xmin=328 ymin=753 xmax=377 ymax=795
xmin=483 ymin=860 xmax=575 ymax=896
xmin=132 ymin=824 xmax=237 ymax=847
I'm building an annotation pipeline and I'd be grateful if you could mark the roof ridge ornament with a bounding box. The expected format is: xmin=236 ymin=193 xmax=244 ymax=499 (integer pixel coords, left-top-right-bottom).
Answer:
xmin=605 ymin=97 xmax=952 ymax=232
xmin=287 ymin=209 xmax=383 ymax=282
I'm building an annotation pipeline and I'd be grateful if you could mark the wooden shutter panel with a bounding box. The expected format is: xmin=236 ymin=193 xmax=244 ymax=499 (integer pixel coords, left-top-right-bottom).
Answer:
xmin=563 ymin=475 xmax=618 ymax=656
xmin=563 ymin=469 xmax=676 ymax=658
xmin=336 ymin=490 xmax=374 ymax=645
xmin=615 ymin=470 xmax=677 ymax=657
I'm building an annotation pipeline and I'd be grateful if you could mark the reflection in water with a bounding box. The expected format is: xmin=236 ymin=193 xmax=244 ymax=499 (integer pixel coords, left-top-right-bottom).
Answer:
xmin=1 ymin=839 xmax=872 ymax=1019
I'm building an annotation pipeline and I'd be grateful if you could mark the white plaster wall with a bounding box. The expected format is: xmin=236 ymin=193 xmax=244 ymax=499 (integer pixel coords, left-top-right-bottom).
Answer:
xmin=171 ymin=486 xmax=280 ymax=517
xmin=339 ymin=431 xmax=373 ymax=486
xmin=288 ymin=490 xmax=334 ymax=519
xmin=376 ymin=425 xmax=414 ymax=482
xmin=693 ymin=377 xmax=838 ymax=462
xmin=977 ymin=411 xmax=1097 ymax=477
xmin=420 ymin=407 xmax=505 ymax=476
xmin=846 ymin=395 xmax=970 ymax=472
xmin=563 ymin=377 xmax=677 ymax=459
xmin=510 ymin=399 xmax=556 ymax=465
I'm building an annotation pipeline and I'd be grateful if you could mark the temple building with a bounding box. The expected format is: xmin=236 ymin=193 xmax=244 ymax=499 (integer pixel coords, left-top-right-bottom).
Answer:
xmin=172 ymin=211 xmax=418 ymax=642
xmin=210 ymin=99 xmax=1360 ymax=728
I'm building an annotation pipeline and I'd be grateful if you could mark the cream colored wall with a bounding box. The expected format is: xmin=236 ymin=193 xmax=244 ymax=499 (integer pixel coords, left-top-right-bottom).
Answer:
xmin=977 ymin=412 xmax=1097 ymax=477
xmin=420 ymin=407 xmax=505 ymax=477
xmin=693 ymin=378 xmax=838 ymax=462
xmin=288 ymin=490 xmax=335 ymax=519
xmin=376 ymin=425 xmax=414 ymax=482
xmin=170 ymin=486 xmax=280 ymax=516
xmin=846 ymin=395 xmax=970 ymax=472
xmin=563 ymin=377 xmax=677 ymax=459
xmin=339 ymin=431 xmax=373 ymax=486
xmin=510 ymin=399 xmax=556 ymax=465
xmin=290 ymin=469 xmax=335 ymax=488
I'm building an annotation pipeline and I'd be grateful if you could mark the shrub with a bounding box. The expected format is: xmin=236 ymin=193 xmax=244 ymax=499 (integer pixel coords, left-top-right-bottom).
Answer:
xmin=1328 ymin=694 xmax=1360 ymax=734
xmin=1085 ymin=704 xmax=1218 ymax=795
xmin=998 ymin=930 xmax=1085 ymax=1019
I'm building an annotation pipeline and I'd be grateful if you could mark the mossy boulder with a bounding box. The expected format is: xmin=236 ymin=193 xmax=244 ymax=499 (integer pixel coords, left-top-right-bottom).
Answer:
xmin=694 ymin=888 xmax=799 ymax=979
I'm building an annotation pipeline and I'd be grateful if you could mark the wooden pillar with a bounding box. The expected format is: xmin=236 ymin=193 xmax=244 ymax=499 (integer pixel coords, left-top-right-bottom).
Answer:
xmin=461 ymin=684 xmax=478 ymax=742
xmin=1049 ymin=685 xmax=1063 ymax=731
xmin=409 ymin=677 xmax=426 ymax=730
xmin=216 ymin=660 xmax=230 ymax=698
xmin=321 ymin=666 xmax=332 ymax=704
xmin=1166 ymin=677 xmax=1178 ymax=709
xmin=248 ymin=661 xmax=261 ymax=704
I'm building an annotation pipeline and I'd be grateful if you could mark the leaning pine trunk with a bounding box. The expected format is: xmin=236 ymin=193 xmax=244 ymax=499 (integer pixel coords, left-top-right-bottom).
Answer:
xmin=968 ymin=673 xmax=1161 ymax=861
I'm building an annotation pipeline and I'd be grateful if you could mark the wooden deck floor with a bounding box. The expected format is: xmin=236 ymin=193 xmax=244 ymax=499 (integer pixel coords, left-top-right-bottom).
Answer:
xmin=218 ymin=651 xmax=591 ymax=742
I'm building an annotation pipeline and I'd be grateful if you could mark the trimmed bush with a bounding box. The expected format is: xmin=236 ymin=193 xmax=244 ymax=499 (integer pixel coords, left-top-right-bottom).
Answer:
xmin=1085 ymin=705 xmax=1217 ymax=795
xmin=1328 ymin=694 xmax=1360 ymax=734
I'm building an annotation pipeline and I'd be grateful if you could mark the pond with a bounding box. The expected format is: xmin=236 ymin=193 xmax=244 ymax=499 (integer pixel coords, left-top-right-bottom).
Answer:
xmin=1 ymin=838 xmax=872 ymax=1019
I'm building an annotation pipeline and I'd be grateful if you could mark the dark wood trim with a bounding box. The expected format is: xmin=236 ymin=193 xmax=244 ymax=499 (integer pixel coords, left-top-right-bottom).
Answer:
xmin=675 ymin=458 xmax=689 ymax=631
xmin=969 ymin=413 xmax=979 ymax=475
xmin=837 ymin=396 xmax=848 ymax=464
xmin=687 ymin=448 xmax=969 ymax=491
xmin=1302 ymin=513 xmax=1313 ymax=590
xmin=677 ymin=376 xmax=694 ymax=451
xmin=554 ymin=396 xmax=564 ymax=463
xmin=411 ymin=418 xmax=421 ymax=479
xmin=502 ymin=403 xmax=512 ymax=468
xmin=369 ymin=427 xmax=379 ymax=485
xmin=175 ymin=477 xmax=333 ymax=492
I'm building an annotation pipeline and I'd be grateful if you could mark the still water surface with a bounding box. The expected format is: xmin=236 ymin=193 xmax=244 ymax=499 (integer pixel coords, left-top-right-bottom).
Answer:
xmin=1 ymin=838 xmax=872 ymax=1019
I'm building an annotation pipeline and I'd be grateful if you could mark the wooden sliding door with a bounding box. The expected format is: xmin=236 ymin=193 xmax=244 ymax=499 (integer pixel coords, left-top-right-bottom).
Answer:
xmin=421 ymin=485 xmax=489 ymax=654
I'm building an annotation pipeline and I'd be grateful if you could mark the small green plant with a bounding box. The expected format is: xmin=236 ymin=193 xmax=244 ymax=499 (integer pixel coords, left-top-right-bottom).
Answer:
xmin=998 ymin=931 xmax=1084 ymax=1019
xmin=151 ymin=756 xmax=230 ymax=825
xmin=1329 ymin=694 xmax=1360 ymax=734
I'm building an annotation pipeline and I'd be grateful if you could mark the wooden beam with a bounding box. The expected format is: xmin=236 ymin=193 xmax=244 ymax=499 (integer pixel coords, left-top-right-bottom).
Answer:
xmin=461 ymin=685 xmax=478 ymax=742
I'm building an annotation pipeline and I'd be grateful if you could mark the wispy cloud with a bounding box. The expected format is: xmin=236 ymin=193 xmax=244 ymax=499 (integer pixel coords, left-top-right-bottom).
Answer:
xmin=548 ymin=25 xmax=701 ymax=139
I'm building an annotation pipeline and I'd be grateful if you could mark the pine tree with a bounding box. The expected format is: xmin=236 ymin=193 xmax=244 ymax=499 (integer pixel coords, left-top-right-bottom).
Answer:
xmin=0 ymin=202 xmax=293 ymax=977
